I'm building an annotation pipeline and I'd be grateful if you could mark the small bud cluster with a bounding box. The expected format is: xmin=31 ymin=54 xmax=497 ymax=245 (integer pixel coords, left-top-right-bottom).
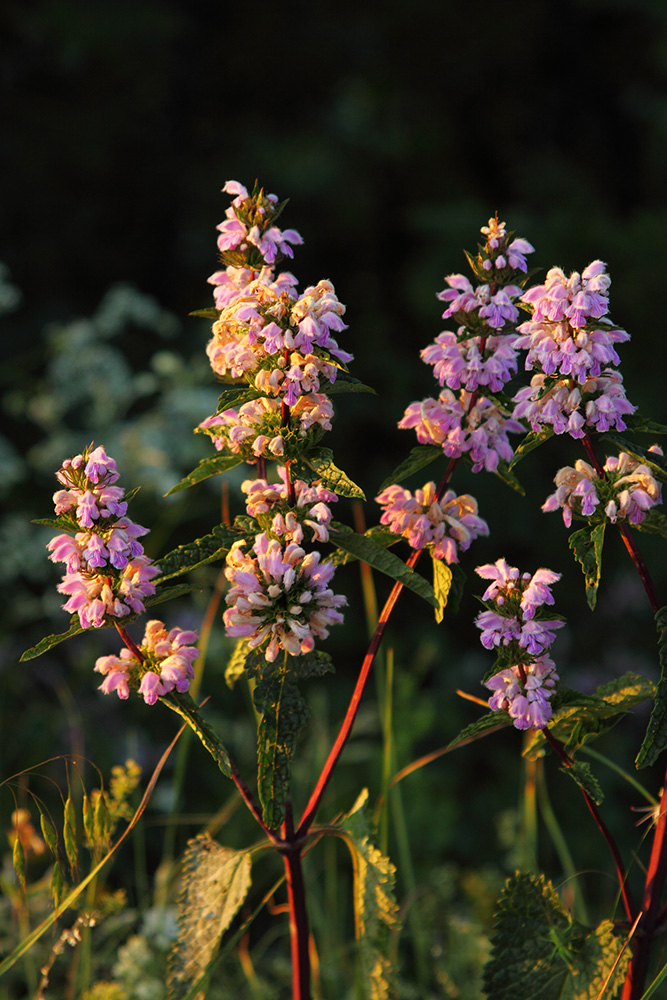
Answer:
xmin=511 ymin=261 xmax=635 ymax=437
xmin=198 ymin=181 xmax=350 ymax=460
xmin=543 ymin=449 xmax=663 ymax=527
xmin=475 ymin=559 xmax=562 ymax=730
xmin=398 ymin=216 xmax=531 ymax=475
xmin=48 ymin=446 xmax=160 ymax=628
xmin=95 ymin=620 xmax=199 ymax=705
xmin=375 ymin=482 xmax=489 ymax=563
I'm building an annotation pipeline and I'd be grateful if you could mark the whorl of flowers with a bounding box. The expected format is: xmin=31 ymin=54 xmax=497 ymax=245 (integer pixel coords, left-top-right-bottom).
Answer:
xmin=242 ymin=468 xmax=337 ymax=544
xmin=94 ymin=619 xmax=199 ymax=705
xmin=512 ymin=370 xmax=635 ymax=439
xmin=199 ymin=181 xmax=351 ymax=464
xmin=222 ymin=533 xmax=347 ymax=662
xmin=375 ymin=482 xmax=489 ymax=563
xmin=475 ymin=559 xmax=562 ymax=730
xmin=47 ymin=446 xmax=160 ymax=629
xmin=542 ymin=449 xmax=663 ymax=528
xmin=399 ymin=390 xmax=524 ymax=473
xmin=197 ymin=393 xmax=333 ymax=461
xmin=511 ymin=261 xmax=635 ymax=438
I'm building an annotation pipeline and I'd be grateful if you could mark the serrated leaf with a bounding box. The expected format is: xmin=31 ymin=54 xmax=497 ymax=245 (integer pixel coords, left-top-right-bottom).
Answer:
xmin=636 ymin=607 xmax=667 ymax=768
xmin=524 ymin=673 xmax=655 ymax=760
xmin=508 ymin=427 xmax=555 ymax=469
xmin=255 ymin=667 xmax=309 ymax=830
xmin=329 ymin=524 xmax=399 ymax=566
xmin=225 ymin=640 xmax=250 ymax=689
xmin=625 ymin=412 xmax=667 ymax=436
xmin=326 ymin=372 xmax=376 ymax=395
xmin=568 ymin=523 xmax=606 ymax=610
xmin=446 ymin=711 xmax=512 ymax=751
xmin=378 ymin=444 xmax=443 ymax=493
xmin=161 ymin=692 xmax=232 ymax=778
xmin=329 ymin=529 xmax=437 ymax=608
xmin=32 ymin=516 xmax=79 ymax=531
xmin=483 ymin=872 xmax=629 ymax=999
xmin=338 ymin=790 xmax=399 ymax=1000
xmin=155 ymin=524 xmax=241 ymax=581
xmin=290 ymin=649 xmax=335 ymax=679
xmin=560 ymin=760 xmax=604 ymax=804
xmin=433 ymin=557 xmax=452 ymax=624
xmin=146 ymin=583 xmax=197 ymax=608
xmin=167 ymin=835 xmax=251 ymax=1000
xmin=216 ymin=385 xmax=262 ymax=413
xmin=165 ymin=454 xmax=245 ymax=496
xmin=303 ymin=447 xmax=365 ymax=499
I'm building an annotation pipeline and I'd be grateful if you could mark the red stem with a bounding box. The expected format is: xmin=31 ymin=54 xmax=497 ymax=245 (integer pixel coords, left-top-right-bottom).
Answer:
xmin=282 ymin=803 xmax=311 ymax=1000
xmin=114 ymin=623 xmax=144 ymax=663
xmin=543 ymin=729 xmax=635 ymax=924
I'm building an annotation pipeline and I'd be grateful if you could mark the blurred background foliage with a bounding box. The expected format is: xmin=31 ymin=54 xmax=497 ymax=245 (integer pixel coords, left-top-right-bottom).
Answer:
xmin=2 ymin=0 xmax=667 ymax=995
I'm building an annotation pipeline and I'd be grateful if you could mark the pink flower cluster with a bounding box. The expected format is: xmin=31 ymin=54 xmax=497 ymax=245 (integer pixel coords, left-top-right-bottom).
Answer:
xmin=95 ymin=620 xmax=199 ymax=704
xmin=375 ymin=482 xmax=489 ymax=563
xmin=48 ymin=446 xmax=159 ymax=629
xmin=198 ymin=394 xmax=333 ymax=462
xmin=223 ymin=533 xmax=347 ymax=662
xmin=511 ymin=261 xmax=635 ymax=437
xmin=543 ymin=450 xmax=663 ymax=527
xmin=475 ymin=559 xmax=562 ymax=730
xmin=198 ymin=182 xmax=352 ymax=462
xmin=242 ymin=468 xmax=337 ymax=544
xmin=399 ymin=391 xmax=524 ymax=473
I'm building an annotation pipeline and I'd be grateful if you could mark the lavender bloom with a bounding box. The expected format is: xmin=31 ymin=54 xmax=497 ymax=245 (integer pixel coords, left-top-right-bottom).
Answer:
xmin=242 ymin=469 xmax=337 ymax=544
xmin=376 ymin=482 xmax=489 ymax=563
xmin=223 ymin=533 xmax=346 ymax=662
xmin=485 ymin=657 xmax=559 ymax=730
xmin=95 ymin=620 xmax=199 ymax=704
xmin=48 ymin=446 xmax=160 ymax=629
xmin=512 ymin=369 xmax=635 ymax=439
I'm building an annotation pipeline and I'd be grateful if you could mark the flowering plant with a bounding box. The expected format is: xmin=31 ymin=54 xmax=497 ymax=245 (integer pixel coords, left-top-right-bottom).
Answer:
xmin=8 ymin=186 xmax=667 ymax=1000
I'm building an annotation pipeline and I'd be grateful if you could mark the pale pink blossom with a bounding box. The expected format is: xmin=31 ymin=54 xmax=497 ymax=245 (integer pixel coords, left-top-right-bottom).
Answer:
xmin=376 ymin=482 xmax=489 ymax=563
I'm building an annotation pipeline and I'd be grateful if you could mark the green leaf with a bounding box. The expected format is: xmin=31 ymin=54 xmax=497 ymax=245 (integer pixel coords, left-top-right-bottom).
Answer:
xmin=483 ymin=872 xmax=629 ymax=999
xmin=524 ymin=673 xmax=655 ymax=760
xmin=32 ymin=515 xmax=79 ymax=531
xmin=146 ymin=583 xmax=197 ymax=608
xmin=326 ymin=370 xmax=376 ymax=395
xmin=303 ymin=447 xmax=365 ymax=499
xmin=338 ymin=790 xmax=400 ymax=1000
xmin=508 ymin=427 xmax=555 ymax=469
xmin=155 ymin=524 xmax=241 ymax=581
xmin=216 ymin=385 xmax=262 ymax=413
xmin=433 ymin=557 xmax=452 ymax=624
xmin=559 ymin=760 xmax=604 ymax=805
xmin=20 ymin=620 xmax=85 ymax=661
xmin=568 ymin=523 xmax=606 ymax=610
xmin=446 ymin=711 xmax=513 ymax=751
xmin=378 ymin=444 xmax=443 ymax=493
xmin=167 ymin=835 xmax=251 ymax=1000
xmin=328 ymin=529 xmax=437 ymax=608
xmin=289 ymin=649 xmax=335 ymax=679
xmin=225 ymin=640 xmax=250 ymax=690
xmin=160 ymin=692 xmax=232 ymax=778
xmin=447 ymin=563 xmax=467 ymax=616
xmin=189 ymin=307 xmax=220 ymax=319
xmin=625 ymin=412 xmax=667 ymax=436
xmin=636 ymin=607 xmax=667 ymax=768
xmin=255 ymin=666 xmax=309 ymax=830
xmin=165 ymin=454 xmax=245 ymax=496
xmin=493 ymin=460 xmax=525 ymax=496
xmin=329 ymin=525 xmax=399 ymax=566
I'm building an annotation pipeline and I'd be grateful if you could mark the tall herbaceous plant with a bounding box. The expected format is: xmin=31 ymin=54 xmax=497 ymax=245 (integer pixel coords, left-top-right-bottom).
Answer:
xmin=7 ymin=181 xmax=667 ymax=1000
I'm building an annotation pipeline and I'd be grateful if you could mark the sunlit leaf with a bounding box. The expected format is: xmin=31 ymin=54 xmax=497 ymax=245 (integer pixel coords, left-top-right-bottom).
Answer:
xmin=165 ymin=454 xmax=245 ymax=496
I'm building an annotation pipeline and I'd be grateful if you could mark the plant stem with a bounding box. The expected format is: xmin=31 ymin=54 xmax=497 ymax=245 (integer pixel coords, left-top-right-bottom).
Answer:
xmin=543 ymin=728 xmax=635 ymax=924
xmin=114 ymin=623 xmax=144 ymax=663
xmin=298 ymin=457 xmax=459 ymax=837
xmin=282 ymin=803 xmax=311 ymax=1000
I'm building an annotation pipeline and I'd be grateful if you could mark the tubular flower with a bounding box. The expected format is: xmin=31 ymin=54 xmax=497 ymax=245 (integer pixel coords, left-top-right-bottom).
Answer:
xmin=242 ymin=468 xmax=337 ymax=544
xmin=197 ymin=393 xmax=333 ymax=462
xmin=543 ymin=449 xmax=663 ymax=528
xmin=48 ymin=446 xmax=160 ymax=628
xmin=475 ymin=559 xmax=563 ymax=730
xmin=223 ymin=533 xmax=346 ymax=662
xmin=215 ymin=180 xmax=303 ymax=269
xmin=512 ymin=369 xmax=635 ymax=439
xmin=376 ymin=482 xmax=489 ymax=563
xmin=399 ymin=391 xmax=524 ymax=472
xmin=94 ymin=620 xmax=199 ymax=704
